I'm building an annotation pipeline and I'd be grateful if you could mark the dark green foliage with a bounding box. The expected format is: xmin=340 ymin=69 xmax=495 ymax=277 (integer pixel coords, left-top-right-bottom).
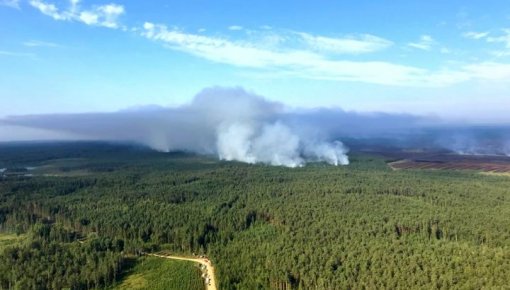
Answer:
xmin=0 ymin=224 xmax=125 ymax=290
xmin=1 ymin=142 xmax=510 ymax=289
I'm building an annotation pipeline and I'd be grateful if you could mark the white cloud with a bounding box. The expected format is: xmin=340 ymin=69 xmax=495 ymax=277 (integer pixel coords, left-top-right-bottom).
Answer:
xmin=408 ymin=35 xmax=436 ymax=50
xmin=97 ymin=3 xmax=124 ymax=28
xmin=228 ymin=25 xmax=243 ymax=31
xmin=463 ymin=29 xmax=510 ymax=57
xmin=440 ymin=47 xmax=450 ymax=54
xmin=23 ymin=1 xmax=510 ymax=88
xmin=487 ymin=29 xmax=510 ymax=48
xmin=29 ymin=0 xmax=67 ymax=20
xmin=464 ymin=62 xmax=510 ymax=80
xmin=467 ymin=29 xmax=510 ymax=58
xmin=23 ymin=40 xmax=59 ymax=47
xmin=141 ymin=22 xmax=418 ymax=84
xmin=463 ymin=31 xmax=489 ymax=40
xmin=141 ymin=23 xmax=510 ymax=87
xmin=29 ymin=0 xmax=124 ymax=29
xmin=0 ymin=0 xmax=19 ymax=8
xmin=79 ymin=10 xmax=98 ymax=25
xmin=491 ymin=50 xmax=510 ymax=57
xmin=298 ymin=32 xmax=393 ymax=54
xmin=0 ymin=50 xmax=36 ymax=58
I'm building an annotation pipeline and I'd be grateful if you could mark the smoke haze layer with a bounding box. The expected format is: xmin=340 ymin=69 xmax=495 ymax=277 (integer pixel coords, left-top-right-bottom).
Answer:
xmin=2 ymin=87 xmax=509 ymax=164
xmin=0 ymin=87 xmax=356 ymax=167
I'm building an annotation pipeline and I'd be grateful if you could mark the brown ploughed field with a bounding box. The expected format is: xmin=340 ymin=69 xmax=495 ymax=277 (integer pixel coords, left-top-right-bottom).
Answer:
xmin=389 ymin=159 xmax=510 ymax=172
xmin=379 ymin=151 xmax=510 ymax=173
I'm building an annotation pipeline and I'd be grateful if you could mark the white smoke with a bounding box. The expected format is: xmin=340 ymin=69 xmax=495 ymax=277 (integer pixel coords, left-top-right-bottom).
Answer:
xmin=303 ymin=141 xmax=350 ymax=166
xmin=213 ymin=101 xmax=351 ymax=167
xmin=504 ymin=141 xmax=510 ymax=157
xmin=434 ymin=128 xmax=510 ymax=156
xmin=1 ymin=87 xmax=350 ymax=167
xmin=217 ymin=121 xmax=306 ymax=167
xmin=6 ymin=87 xmax=509 ymax=161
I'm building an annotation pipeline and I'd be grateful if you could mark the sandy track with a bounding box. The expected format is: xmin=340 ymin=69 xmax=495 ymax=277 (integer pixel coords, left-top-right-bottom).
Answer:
xmin=149 ymin=253 xmax=217 ymax=290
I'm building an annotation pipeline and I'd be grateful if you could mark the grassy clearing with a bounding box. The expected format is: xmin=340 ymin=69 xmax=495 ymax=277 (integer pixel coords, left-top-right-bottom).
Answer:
xmin=0 ymin=233 xmax=26 ymax=253
xmin=34 ymin=158 xmax=92 ymax=177
xmin=112 ymin=256 xmax=204 ymax=290
xmin=479 ymin=171 xmax=510 ymax=177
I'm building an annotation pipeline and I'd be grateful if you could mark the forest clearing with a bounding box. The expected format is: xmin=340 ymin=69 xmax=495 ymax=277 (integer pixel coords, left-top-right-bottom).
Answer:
xmin=112 ymin=256 xmax=204 ymax=290
xmin=149 ymin=253 xmax=217 ymax=290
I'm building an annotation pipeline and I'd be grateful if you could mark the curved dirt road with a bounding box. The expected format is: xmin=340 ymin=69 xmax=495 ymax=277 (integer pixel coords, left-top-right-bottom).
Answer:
xmin=149 ymin=253 xmax=217 ymax=290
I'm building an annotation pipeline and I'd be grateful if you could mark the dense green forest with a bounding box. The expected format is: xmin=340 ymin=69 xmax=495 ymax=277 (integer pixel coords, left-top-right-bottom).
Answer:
xmin=0 ymin=142 xmax=510 ymax=289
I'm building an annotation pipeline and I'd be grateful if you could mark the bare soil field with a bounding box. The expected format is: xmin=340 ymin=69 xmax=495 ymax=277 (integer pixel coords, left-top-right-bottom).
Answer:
xmin=374 ymin=150 xmax=510 ymax=173
xmin=389 ymin=159 xmax=510 ymax=172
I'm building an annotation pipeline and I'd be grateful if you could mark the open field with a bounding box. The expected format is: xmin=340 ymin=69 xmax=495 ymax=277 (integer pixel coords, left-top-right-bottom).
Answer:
xmin=0 ymin=233 xmax=26 ymax=253
xmin=112 ymin=256 xmax=204 ymax=290
xmin=367 ymin=149 xmax=510 ymax=172
xmin=389 ymin=158 xmax=510 ymax=172
xmin=479 ymin=171 xmax=510 ymax=177
xmin=150 ymin=252 xmax=216 ymax=290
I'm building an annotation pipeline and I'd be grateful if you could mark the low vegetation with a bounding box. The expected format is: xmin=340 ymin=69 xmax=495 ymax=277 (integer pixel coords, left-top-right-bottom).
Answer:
xmin=112 ymin=256 xmax=203 ymax=290
xmin=0 ymin=232 xmax=26 ymax=253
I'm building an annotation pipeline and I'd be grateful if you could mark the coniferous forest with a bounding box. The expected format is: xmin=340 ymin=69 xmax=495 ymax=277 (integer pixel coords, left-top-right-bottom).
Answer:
xmin=1 ymin=142 xmax=510 ymax=289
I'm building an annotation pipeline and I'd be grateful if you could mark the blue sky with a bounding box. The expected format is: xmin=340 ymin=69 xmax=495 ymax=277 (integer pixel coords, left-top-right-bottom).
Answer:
xmin=1 ymin=0 xmax=510 ymax=122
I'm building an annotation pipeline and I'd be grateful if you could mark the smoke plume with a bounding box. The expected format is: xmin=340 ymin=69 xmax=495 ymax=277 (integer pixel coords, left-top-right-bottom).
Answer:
xmin=430 ymin=126 xmax=510 ymax=156
xmin=4 ymin=87 xmax=508 ymax=163
xmin=1 ymin=87 xmax=355 ymax=167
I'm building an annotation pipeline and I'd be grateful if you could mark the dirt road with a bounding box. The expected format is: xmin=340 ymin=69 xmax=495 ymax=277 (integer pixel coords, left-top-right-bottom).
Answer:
xmin=149 ymin=253 xmax=217 ymax=290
